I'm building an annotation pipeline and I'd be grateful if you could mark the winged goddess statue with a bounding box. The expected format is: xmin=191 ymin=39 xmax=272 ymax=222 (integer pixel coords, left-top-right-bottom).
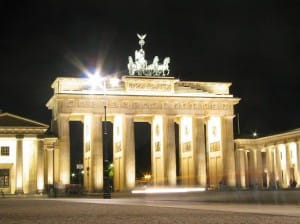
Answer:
xmin=137 ymin=33 xmax=147 ymax=49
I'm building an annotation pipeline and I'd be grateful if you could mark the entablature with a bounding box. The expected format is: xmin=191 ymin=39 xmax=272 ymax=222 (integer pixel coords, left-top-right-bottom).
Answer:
xmin=235 ymin=129 xmax=300 ymax=149
xmin=47 ymin=94 xmax=239 ymax=118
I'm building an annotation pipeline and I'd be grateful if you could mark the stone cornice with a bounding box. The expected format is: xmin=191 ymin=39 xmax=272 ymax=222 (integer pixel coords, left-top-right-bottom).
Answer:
xmin=0 ymin=128 xmax=48 ymax=135
xmin=235 ymin=129 xmax=300 ymax=147
xmin=48 ymin=76 xmax=238 ymax=100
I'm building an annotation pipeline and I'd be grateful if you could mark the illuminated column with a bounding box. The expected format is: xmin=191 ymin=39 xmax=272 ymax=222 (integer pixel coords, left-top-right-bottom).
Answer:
xmin=256 ymin=148 xmax=264 ymax=188
xmin=285 ymin=143 xmax=292 ymax=187
xmin=221 ymin=116 xmax=236 ymax=187
xmin=47 ymin=149 xmax=54 ymax=184
xmin=57 ymin=114 xmax=70 ymax=185
xmin=123 ymin=115 xmax=135 ymax=190
xmin=265 ymin=146 xmax=273 ymax=187
xmin=152 ymin=115 xmax=176 ymax=186
xmin=83 ymin=114 xmax=103 ymax=192
xmin=36 ymin=138 xmax=44 ymax=193
xmin=275 ymin=144 xmax=282 ymax=186
xmin=91 ymin=114 xmax=103 ymax=192
xmin=248 ymin=149 xmax=256 ymax=187
xmin=296 ymin=140 xmax=300 ymax=187
xmin=152 ymin=115 xmax=164 ymax=185
xmin=179 ymin=116 xmax=194 ymax=186
xmin=278 ymin=144 xmax=288 ymax=187
xmin=163 ymin=115 xmax=176 ymax=186
xmin=113 ymin=115 xmax=135 ymax=191
xmin=51 ymin=119 xmax=60 ymax=184
xmin=15 ymin=135 xmax=24 ymax=194
xmin=83 ymin=115 xmax=91 ymax=192
xmin=244 ymin=151 xmax=249 ymax=187
xmin=237 ymin=149 xmax=246 ymax=188
xmin=193 ymin=116 xmax=206 ymax=187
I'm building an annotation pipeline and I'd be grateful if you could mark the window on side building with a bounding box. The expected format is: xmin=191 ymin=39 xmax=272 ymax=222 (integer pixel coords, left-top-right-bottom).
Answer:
xmin=0 ymin=146 xmax=10 ymax=156
xmin=0 ymin=169 xmax=9 ymax=187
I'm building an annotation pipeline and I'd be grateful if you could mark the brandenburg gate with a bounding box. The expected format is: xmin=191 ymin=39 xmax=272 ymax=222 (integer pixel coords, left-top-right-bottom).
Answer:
xmin=46 ymin=34 xmax=240 ymax=192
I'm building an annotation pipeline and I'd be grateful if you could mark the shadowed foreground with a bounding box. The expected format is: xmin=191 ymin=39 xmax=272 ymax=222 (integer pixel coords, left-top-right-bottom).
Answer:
xmin=1 ymin=198 xmax=300 ymax=224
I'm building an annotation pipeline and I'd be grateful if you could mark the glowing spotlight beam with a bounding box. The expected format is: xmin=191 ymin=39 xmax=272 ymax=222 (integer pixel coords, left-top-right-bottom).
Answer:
xmin=132 ymin=187 xmax=206 ymax=194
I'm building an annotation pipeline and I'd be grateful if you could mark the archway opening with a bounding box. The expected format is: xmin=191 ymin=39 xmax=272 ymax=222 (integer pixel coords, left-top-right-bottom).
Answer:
xmin=134 ymin=122 xmax=151 ymax=187
xmin=102 ymin=121 xmax=113 ymax=190
xmin=261 ymin=151 xmax=267 ymax=188
xmin=69 ymin=121 xmax=83 ymax=185
xmin=102 ymin=121 xmax=113 ymax=162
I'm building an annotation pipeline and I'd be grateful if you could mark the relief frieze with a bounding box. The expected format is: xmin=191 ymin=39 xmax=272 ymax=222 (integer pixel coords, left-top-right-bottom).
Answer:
xmin=62 ymin=98 xmax=233 ymax=114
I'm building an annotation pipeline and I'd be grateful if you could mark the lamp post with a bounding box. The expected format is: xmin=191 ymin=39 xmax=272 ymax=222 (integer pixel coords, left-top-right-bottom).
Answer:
xmin=103 ymin=100 xmax=111 ymax=199
xmin=85 ymin=70 xmax=119 ymax=199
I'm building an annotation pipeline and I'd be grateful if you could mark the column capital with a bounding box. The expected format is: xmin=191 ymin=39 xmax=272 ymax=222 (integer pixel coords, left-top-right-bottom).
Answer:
xmin=284 ymin=142 xmax=294 ymax=151
xmin=193 ymin=115 xmax=209 ymax=119
xmin=275 ymin=140 xmax=285 ymax=145
xmin=44 ymin=147 xmax=55 ymax=152
xmin=58 ymin=113 xmax=70 ymax=117
xmin=222 ymin=115 xmax=235 ymax=120
xmin=274 ymin=144 xmax=281 ymax=150
xmin=192 ymin=115 xmax=209 ymax=125
xmin=16 ymin=134 xmax=24 ymax=139
xmin=257 ymin=145 xmax=264 ymax=151
xmin=37 ymin=135 xmax=45 ymax=140
xmin=266 ymin=144 xmax=276 ymax=150
xmin=92 ymin=113 xmax=102 ymax=118
xmin=162 ymin=114 xmax=175 ymax=119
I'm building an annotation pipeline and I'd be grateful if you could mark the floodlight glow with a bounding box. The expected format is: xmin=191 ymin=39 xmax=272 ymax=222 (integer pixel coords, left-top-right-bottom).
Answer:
xmin=109 ymin=77 xmax=120 ymax=87
xmin=132 ymin=187 xmax=206 ymax=194
xmin=86 ymin=69 xmax=105 ymax=91
xmin=85 ymin=68 xmax=120 ymax=92
xmin=144 ymin=174 xmax=151 ymax=180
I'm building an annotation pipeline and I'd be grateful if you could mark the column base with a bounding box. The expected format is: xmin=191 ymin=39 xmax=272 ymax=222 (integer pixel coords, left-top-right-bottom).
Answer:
xmin=15 ymin=189 xmax=24 ymax=195
xmin=36 ymin=189 xmax=44 ymax=195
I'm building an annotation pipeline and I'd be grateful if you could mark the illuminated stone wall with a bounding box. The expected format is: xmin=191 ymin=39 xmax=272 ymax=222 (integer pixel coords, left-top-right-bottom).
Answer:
xmin=0 ymin=113 xmax=57 ymax=194
xmin=47 ymin=75 xmax=240 ymax=191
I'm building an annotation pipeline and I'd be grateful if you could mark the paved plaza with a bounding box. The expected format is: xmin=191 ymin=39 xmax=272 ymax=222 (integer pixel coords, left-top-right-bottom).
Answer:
xmin=1 ymin=197 xmax=300 ymax=224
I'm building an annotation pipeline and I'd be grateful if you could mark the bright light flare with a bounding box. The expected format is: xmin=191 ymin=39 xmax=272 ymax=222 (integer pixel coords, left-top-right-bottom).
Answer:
xmin=109 ymin=77 xmax=120 ymax=87
xmin=66 ymin=55 xmax=120 ymax=91
xmin=86 ymin=71 xmax=120 ymax=91
xmin=86 ymin=69 xmax=106 ymax=91
xmin=132 ymin=187 xmax=206 ymax=194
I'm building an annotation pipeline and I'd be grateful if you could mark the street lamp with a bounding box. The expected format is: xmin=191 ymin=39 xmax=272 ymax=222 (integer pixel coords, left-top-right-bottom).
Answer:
xmin=103 ymin=97 xmax=111 ymax=199
xmin=85 ymin=70 xmax=120 ymax=199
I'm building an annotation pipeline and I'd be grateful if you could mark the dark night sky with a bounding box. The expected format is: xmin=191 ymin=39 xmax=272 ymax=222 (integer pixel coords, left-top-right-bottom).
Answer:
xmin=1 ymin=1 xmax=299 ymax=137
